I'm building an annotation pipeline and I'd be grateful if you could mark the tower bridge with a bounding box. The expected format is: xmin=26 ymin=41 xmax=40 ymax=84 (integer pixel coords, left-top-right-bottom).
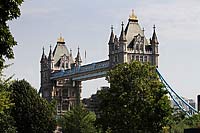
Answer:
xmin=40 ymin=11 xmax=197 ymax=116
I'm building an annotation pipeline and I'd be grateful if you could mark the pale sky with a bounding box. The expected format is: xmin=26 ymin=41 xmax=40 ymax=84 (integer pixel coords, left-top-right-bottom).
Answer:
xmin=5 ymin=0 xmax=200 ymax=101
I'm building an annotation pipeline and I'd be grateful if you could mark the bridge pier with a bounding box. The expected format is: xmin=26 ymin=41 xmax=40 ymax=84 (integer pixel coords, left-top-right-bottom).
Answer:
xmin=73 ymin=80 xmax=82 ymax=105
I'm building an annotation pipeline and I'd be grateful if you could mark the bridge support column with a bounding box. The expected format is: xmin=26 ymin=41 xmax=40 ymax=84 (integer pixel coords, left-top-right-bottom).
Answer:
xmin=73 ymin=80 xmax=82 ymax=105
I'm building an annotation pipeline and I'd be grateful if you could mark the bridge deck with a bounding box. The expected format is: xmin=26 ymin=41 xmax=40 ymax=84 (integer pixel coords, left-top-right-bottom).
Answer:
xmin=50 ymin=60 xmax=110 ymax=81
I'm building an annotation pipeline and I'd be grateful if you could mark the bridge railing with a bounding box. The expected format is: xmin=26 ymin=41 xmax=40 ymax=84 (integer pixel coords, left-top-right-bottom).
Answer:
xmin=51 ymin=60 xmax=109 ymax=79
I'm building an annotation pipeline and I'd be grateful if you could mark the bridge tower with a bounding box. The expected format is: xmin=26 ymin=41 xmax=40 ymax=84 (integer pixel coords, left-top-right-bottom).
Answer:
xmin=40 ymin=47 xmax=52 ymax=101
xmin=40 ymin=36 xmax=82 ymax=114
xmin=108 ymin=10 xmax=159 ymax=67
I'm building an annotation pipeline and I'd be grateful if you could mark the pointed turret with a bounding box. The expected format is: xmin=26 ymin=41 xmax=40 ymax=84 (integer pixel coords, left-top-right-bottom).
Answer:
xmin=40 ymin=47 xmax=47 ymax=63
xmin=114 ymin=35 xmax=118 ymax=44
xmin=75 ymin=47 xmax=82 ymax=66
xmin=48 ymin=45 xmax=54 ymax=61
xmin=108 ymin=25 xmax=115 ymax=44
xmin=48 ymin=45 xmax=54 ymax=70
xmin=150 ymin=25 xmax=159 ymax=67
xmin=151 ymin=25 xmax=159 ymax=44
xmin=119 ymin=22 xmax=126 ymax=42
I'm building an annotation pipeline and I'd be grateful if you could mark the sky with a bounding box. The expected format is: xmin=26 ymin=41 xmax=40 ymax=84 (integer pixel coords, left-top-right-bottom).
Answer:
xmin=5 ymin=0 xmax=200 ymax=101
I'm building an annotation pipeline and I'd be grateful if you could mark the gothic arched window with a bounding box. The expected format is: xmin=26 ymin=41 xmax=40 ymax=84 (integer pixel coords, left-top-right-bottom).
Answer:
xmin=136 ymin=44 xmax=139 ymax=51
xmin=140 ymin=44 xmax=143 ymax=51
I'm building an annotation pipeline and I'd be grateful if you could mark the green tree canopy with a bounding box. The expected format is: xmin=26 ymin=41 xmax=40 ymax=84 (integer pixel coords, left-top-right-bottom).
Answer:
xmin=0 ymin=1 xmax=24 ymax=132
xmin=8 ymin=79 xmax=56 ymax=133
xmin=97 ymin=61 xmax=172 ymax=133
xmin=58 ymin=104 xmax=97 ymax=133
xmin=0 ymin=79 xmax=16 ymax=132
xmin=0 ymin=0 xmax=23 ymax=69
xmin=170 ymin=113 xmax=200 ymax=133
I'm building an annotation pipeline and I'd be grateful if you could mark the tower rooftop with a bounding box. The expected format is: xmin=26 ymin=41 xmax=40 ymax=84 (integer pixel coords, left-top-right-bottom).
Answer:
xmin=57 ymin=36 xmax=65 ymax=44
xmin=129 ymin=10 xmax=138 ymax=22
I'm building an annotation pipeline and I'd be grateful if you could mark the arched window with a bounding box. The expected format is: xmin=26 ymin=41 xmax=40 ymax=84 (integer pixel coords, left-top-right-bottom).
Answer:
xmin=140 ymin=44 xmax=143 ymax=51
xmin=136 ymin=44 xmax=139 ymax=51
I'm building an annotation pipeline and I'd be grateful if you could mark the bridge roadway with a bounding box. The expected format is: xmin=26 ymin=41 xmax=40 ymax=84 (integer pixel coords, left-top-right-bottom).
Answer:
xmin=50 ymin=60 xmax=110 ymax=81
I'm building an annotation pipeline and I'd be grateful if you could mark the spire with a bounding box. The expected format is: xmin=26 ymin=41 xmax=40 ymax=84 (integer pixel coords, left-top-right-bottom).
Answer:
xmin=119 ymin=21 xmax=126 ymax=42
xmin=129 ymin=9 xmax=138 ymax=22
xmin=151 ymin=25 xmax=159 ymax=44
xmin=75 ymin=47 xmax=82 ymax=66
xmin=40 ymin=47 xmax=47 ymax=62
xmin=114 ymin=35 xmax=118 ymax=43
xmin=48 ymin=45 xmax=54 ymax=61
xmin=108 ymin=25 xmax=115 ymax=44
xmin=42 ymin=47 xmax=45 ymax=56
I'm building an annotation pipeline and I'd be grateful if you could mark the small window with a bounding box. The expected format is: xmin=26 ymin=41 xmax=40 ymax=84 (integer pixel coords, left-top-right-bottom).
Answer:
xmin=114 ymin=55 xmax=118 ymax=62
xmin=62 ymin=89 xmax=68 ymax=97
xmin=66 ymin=63 xmax=70 ymax=69
xmin=144 ymin=56 xmax=148 ymax=62
xmin=136 ymin=56 xmax=139 ymax=61
xmin=72 ymin=91 xmax=75 ymax=97
xmin=136 ymin=44 xmax=139 ymax=51
xmin=132 ymin=55 xmax=135 ymax=61
xmin=140 ymin=45 xmax=143 ymax=51
xmin=140 ymin=56 xmax=143 ymax=62
xmin=62 ymin=63 xmax=65 ymax=69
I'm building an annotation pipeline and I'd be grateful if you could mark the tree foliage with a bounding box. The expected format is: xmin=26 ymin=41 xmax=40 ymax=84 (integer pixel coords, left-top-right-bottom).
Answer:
xmin=0 ymin=79 xmax=15 ymax=133
xmin=97 ymin=61 xmax=172 ymax=133
xmin=170 ymin=113 xmax=200 ymax=133
xmin=0 ymin=1 xmax=28 ymax=132
xmin=58 ymin=104 xmax=97 ymax=133
xmin=0 ymin=0 xmax=23 ymax=69
xmin=8 ymin=79 xmax=56 ymax=133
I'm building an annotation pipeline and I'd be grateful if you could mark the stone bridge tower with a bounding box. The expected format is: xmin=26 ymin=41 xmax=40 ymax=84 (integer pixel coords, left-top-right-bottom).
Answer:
xmin=108 ymin=10 xmax=159 ymax=67
xmin=40 ymin=37 xmax=81 ymax=114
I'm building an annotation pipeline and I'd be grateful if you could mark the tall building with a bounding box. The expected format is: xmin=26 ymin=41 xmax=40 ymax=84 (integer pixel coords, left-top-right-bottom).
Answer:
xmin=40 ymin=11 xmax=159 ymax=114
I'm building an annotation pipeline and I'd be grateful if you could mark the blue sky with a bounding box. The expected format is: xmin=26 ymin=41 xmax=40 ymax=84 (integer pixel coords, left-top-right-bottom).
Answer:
xmin=5 ymin=0 xmax=200 ymax=101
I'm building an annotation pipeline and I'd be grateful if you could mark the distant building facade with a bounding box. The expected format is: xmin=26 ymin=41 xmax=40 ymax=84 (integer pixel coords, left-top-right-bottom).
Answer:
xmin=82 ymin=87 xmax=109 ymax=117
xmin=171 ymin=97 xmax=196 ymax=115
xmin=39 ymin=11 xmax=159 ymax=114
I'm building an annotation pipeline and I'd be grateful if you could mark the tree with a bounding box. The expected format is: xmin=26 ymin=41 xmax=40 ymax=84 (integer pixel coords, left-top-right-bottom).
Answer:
xmin=97 ymin=61 xmax=172 ymax=133
xmin=58 ymin=104 xmax=97 ymax=133
xmin=8 ymin=79 xmax=56 ymax=133
xmin=0 ymin=79 xmax=16 ymax=133
xmin=0 ymin=0 xmax=23 ymax=69
xmin=170 ymin=113 xmax=200 ymax=133
xmin=0 ymin=1 xmax=24 ymax=132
